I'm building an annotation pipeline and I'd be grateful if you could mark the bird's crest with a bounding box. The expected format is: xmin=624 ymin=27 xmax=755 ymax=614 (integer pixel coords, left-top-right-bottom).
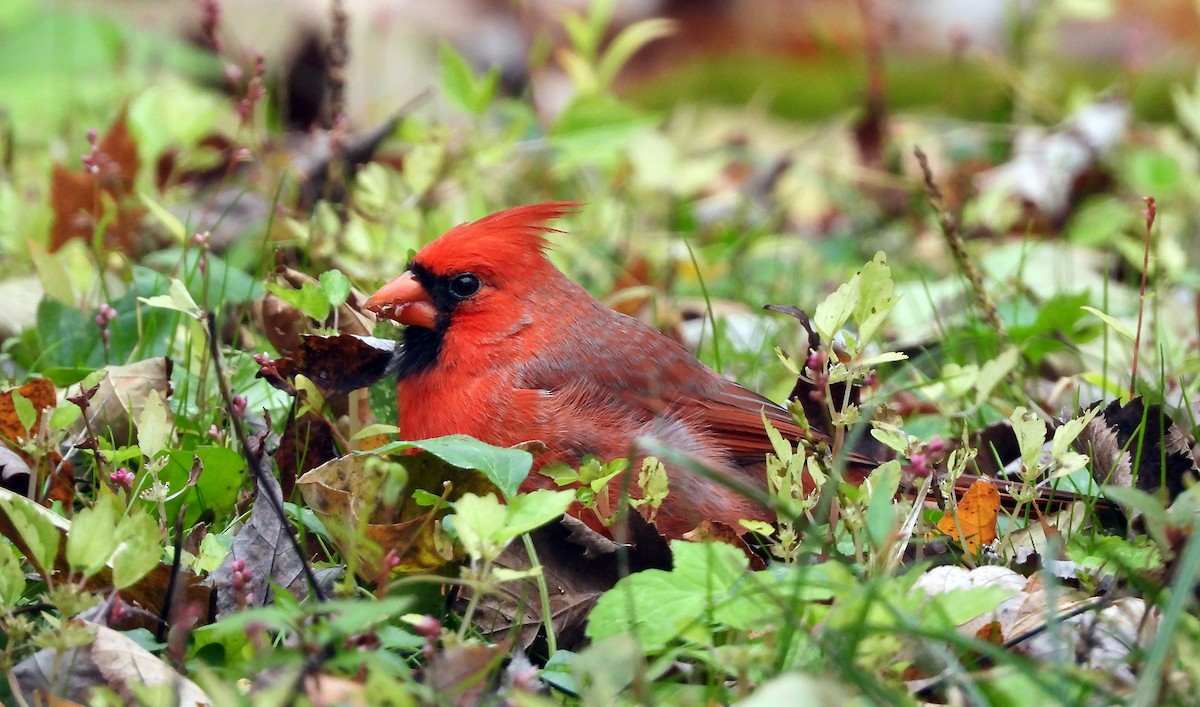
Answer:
xmin=414 ymin=202 xmax=579 ymax=276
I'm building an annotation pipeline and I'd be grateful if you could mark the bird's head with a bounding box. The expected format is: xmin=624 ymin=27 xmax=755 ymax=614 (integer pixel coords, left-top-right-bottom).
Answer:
xmin=365 ymin=202 xmax=578 ymax=372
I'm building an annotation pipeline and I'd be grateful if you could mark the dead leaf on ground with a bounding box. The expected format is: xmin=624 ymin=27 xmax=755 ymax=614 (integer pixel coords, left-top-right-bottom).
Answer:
xmin=67 ymin=358 xmax=173 ymax=448
xmin=936 ymin=477 xmax=1000 ymax=553
xmin=13 ymin=621 xmax=211 ymax=706
xmin=297 ymin=451 xmax=497 ymax=577
xmin=424 ymin=641 xmax=510 ymax=707
xmin=275 ymin=403 xmax=340 ymax=499
xmin=259 ymin=334 xmax=395 ymax=397
xmin=212 ymin=433 xmax=316 ymax=617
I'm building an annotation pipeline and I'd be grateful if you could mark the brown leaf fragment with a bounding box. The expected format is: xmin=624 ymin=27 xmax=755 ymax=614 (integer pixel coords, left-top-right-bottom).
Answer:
xmin=424 ymin=641 xmax=510 ymax=707
xmin=49 ymin=112 xmax=144 ymax=254
xmin=69 ymin=358 xmax=173 ymax=448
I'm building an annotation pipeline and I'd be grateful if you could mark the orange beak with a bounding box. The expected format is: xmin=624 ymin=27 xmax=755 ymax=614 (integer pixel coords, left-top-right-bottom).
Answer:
xmin=364 ymin=271 xmax=439 ymax=328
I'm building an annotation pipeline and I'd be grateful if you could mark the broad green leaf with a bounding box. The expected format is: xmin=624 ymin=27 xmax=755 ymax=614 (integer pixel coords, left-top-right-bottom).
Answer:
xmin=587 ymin=540 xmax=773 ymax=650
xmin=159 ymin=447 xmax=247 ymax=527
xmin=973 ymin=347 xmax=1020 ymax=404
xmin=503 ymin=489 xmax=575 ymax=538
xmin=267 ymin=281 xmax=330 ymax=322
xmin=438 ymin=42 xmax=498 ymax=115
xmin=0 ymin=487 xmax=65 ymax=576
xmin=67 ymin=493 xmax=120 ymax=577
xmin=381 ymin=435 xmax=533 ymax=499
xmin=813 ymin=277 xmax=858 ymax=342
xmin=1050 ymin=406 xmax=1101 ymax=461
xmin=852 ymin=252 xmax=896 ymax=346
xmin=1009 ymin=407 xmax=1047 ymax=479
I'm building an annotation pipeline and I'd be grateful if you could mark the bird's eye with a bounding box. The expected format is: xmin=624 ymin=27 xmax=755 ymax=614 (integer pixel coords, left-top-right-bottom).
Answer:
xmin=448 ymin=272 xmax=482 ymax=300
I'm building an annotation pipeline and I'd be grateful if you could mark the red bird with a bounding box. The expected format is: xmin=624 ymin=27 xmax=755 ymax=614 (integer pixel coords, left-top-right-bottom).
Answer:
xmin=365 ymin=203 xmax=855 ymax=539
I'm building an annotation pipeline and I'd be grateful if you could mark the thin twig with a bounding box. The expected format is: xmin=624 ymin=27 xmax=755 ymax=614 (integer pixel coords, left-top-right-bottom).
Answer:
xmin=205 ymin=312 xmax=326 ymax=602
xmin=913 ymin=146 xmax=1008 ymax=343
xmin=1130 ymin=196 xmax=1155 ymax=399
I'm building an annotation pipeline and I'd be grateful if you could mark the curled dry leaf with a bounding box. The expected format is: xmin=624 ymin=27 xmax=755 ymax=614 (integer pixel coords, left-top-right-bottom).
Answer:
xmin=0 ymin=445 xmax=32 ymax=495
xmin=259 ymin=334 xmax=396 ymax=397
xmin=297 ymin=451 xmax=497 ymax=576
xmin=12 ymin=621 xmax=210 ymax=706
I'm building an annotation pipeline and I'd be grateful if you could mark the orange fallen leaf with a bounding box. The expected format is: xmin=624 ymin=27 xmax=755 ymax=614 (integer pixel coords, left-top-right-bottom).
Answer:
xmin=936 ymin=477 xmax=1000 ymax=553
xmin=0 ymin=378 xmax=56 ymax=442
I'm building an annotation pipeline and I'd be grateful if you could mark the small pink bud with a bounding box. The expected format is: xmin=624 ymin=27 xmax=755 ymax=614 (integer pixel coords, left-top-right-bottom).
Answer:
xmin=110 ymin=467 xmax=135 ymax=490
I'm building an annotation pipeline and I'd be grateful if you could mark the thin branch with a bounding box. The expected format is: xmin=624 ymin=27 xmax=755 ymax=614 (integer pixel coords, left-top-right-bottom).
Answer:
xmin=205 ymin=312 xmax=326 ymax=602
xmin=913 ymin=146 xmax=1008 ymax=343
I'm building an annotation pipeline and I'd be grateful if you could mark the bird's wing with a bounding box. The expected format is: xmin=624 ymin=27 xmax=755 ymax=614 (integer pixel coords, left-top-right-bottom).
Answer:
xmin=513 ymin=305 xmax=867 ymax=471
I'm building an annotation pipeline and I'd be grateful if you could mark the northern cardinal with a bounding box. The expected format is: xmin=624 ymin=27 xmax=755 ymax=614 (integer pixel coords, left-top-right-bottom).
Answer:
xmin=364 ymin=202 xmax=871 ymax=539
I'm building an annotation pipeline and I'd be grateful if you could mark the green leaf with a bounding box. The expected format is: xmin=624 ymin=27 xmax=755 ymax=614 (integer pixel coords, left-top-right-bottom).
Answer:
xmin=67 ymin=493 xmax=120 ymax=578
xmin=111 ymin=510 xmax=161 ymax=589
xmin=452 ymin=493 xmax=508 ymax=562
xmin=11 ymin=391 xmax=35 ymax=435
xmin=381 ymin=435 xmax=533 ymax=499
xmin=596 ymin=18 xmax=675 ymax=88
xmin=851 ymin=252 xmax=896 ymax=346
xmin=813 ymin=277 xmax=858 ymax=342
xmin=587 ymin=540 xmax=774 ymax=650
xmin=1009 ymin=407 xmax=1047 ymax=479
xmin=502 ymin=489 xmax=575 ymax=538
xmin=1081 ymin=306 xmax=1135 ymax=342
xmin=159 ymin=447 xmax=247 ymax=527
xmin=318 ymin=270 xmax=352 ymax=308
xmin=137 ymin=389 xmax=169 ymax=461
xmin=438 ymin=42 xmax=499 ymax=115
xmin=0 ymin=539 xmax=26 ymax=608
xmin=866 ymin=460 xmax=901 ymax=549
xmin=138 ymin=277 xmax=202 ymax=319
xmin=0 ymin=487 xmax=65 ymax=576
